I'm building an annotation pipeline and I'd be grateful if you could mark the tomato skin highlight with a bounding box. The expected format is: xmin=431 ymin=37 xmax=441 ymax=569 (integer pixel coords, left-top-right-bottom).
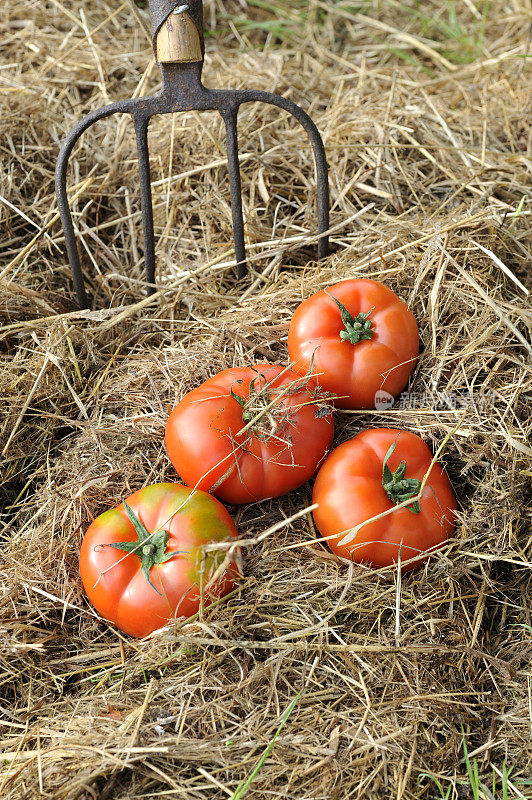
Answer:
xmin=79 ymin=483 xmax=239 ymax=638
xmin=165 ymin=364 xmax=334 ymax=504
xmin=312 ymin=429 xmax=456 ymax=572
xmin=288 ymin=279 xmax=419 ymax=409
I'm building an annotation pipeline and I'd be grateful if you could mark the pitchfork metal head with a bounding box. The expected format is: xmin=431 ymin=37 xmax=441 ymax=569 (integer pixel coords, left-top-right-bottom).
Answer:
xmin=55 ymin=0 xmax=330 ymax=308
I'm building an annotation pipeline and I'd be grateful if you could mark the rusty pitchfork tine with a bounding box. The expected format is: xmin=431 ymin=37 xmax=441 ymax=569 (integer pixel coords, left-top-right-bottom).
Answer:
xmin=55 ymin=0 xmax=330 ymax=309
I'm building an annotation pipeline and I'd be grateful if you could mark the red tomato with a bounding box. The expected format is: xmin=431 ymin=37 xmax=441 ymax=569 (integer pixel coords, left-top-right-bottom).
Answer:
xmin=165 ymin=364 xmax=334 ymax=504
xmin=288 ymin=279 xmax=419 ymax=409
xmin=79 ymin=483 xmax=239 ymax=637
xmin=312 ymin=429 xmax=456 ymax=572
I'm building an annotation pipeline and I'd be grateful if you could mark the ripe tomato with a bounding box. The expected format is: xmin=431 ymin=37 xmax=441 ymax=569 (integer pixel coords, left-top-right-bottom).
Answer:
xmin=79 ymin=483 xmax=239 ymax=637
xmin=165 ymin=364 xmax=334 ymax=504
xmin=312 ymin=429 xmax=456 ymax=572
xmin=288 ymin=279 xmax=419 ymax=409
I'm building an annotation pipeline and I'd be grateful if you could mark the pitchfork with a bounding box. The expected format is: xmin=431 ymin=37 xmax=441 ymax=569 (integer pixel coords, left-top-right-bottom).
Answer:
xmin=55 ymin=0 xmax=330 ymax=308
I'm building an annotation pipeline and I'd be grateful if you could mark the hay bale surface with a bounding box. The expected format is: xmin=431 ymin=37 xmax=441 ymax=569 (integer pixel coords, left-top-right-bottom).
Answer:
xmin=1 ymin=1 xmax=531 ymax=798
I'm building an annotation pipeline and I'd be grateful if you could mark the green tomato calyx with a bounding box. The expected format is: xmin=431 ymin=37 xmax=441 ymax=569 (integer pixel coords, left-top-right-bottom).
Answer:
xmin=382 ymin=439 xmax=422 ymax=514
xmin=325 ymin=290 xmax=375 ymax=345
xmin=106 ymin=501 xmax=183 ymax=595
xmin=230 ymin=372 xmax=283 ymax=439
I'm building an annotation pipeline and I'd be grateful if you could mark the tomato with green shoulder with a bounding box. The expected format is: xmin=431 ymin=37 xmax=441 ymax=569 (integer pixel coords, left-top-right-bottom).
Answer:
xmin=79 ymin=482 xmax=240 ymax=637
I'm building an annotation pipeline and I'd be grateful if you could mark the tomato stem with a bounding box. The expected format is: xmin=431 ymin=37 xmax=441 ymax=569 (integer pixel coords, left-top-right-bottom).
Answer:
xmin=382 ymin=440 xmax=421 ymax=514
xmin=231 ymin=380 xmax=265 ymax=423
xmin=325 ymin=291 xmax=375 ymax=345
xmin=105 ymin=501 xmax=183 ymax=595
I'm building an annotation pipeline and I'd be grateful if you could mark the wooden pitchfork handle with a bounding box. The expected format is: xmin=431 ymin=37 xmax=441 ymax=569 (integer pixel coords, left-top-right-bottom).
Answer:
xmin=149 ymin=0 xmax=205 ymax=64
